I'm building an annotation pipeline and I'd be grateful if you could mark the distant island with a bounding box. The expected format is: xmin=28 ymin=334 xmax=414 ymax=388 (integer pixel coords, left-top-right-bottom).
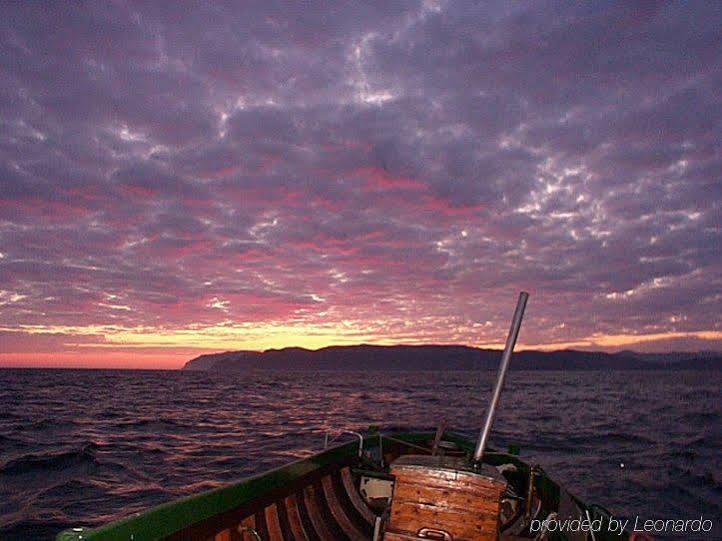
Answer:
xmin=182 ymin=345 xmax=721 ymax=371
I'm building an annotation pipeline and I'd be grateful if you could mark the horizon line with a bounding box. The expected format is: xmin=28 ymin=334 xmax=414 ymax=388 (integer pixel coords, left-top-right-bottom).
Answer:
xmin=2 ymin=343 xmax=719 ymax=370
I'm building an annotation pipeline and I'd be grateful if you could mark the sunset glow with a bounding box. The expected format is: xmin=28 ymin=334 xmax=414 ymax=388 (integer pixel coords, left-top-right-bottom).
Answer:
xmin=1 ymin=3 xmax=720 ymax=368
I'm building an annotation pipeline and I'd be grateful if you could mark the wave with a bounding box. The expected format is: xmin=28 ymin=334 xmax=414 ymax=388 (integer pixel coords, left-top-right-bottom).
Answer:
xmin=1 ymin=443 xmax=99 ymax=476
xmin=679 ymin=411 xmax=720 ymax=424
xmin=566 ymin=431 xmax=656 ymax=447
xmin=111 ymin=417 xmax=188 ymax=430
xmin=11 ymin=418 xmax=78 ymax=433
xmin=0 ymin=433 xmax=28 ymax=446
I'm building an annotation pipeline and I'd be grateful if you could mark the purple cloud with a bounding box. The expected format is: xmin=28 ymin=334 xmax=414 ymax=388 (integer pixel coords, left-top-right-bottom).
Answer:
xmin=1 ymin=1 xmax=720 ymax=361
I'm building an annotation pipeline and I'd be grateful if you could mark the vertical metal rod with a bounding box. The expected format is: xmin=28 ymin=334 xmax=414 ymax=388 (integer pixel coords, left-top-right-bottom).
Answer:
xmin=473 ymin=291 xmax=529 ymax=463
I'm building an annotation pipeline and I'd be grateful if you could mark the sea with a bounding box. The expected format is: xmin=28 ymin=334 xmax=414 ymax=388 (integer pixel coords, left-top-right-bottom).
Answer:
xmin=1 ymin=368 xmax=720 ymax=540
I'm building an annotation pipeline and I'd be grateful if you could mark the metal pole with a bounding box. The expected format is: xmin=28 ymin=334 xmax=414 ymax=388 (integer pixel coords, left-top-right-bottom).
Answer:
xmin=473 ymin=291 xmax=529 ymax=463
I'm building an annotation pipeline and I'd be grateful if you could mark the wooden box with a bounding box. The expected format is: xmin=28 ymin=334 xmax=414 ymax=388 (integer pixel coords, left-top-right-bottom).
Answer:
xmin=384 ymin=455 xmax=507 ymax=541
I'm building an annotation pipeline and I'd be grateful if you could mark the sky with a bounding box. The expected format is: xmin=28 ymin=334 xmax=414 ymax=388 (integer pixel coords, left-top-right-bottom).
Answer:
xmin=1 ymin=1 xmax=720 ymax=368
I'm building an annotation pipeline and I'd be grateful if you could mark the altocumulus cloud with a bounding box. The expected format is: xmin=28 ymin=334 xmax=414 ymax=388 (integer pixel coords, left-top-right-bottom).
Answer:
xmin=1 ymin=1 xmax=720 ymax=362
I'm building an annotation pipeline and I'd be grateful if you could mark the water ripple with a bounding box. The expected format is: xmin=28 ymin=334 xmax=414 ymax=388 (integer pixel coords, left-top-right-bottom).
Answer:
xmin=0 ymin=368 xmax=720 ymax=540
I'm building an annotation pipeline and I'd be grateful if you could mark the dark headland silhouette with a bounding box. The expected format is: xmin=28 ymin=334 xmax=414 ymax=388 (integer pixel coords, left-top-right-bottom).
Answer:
xmin=183 ymin=345 xmax=721 ymax=371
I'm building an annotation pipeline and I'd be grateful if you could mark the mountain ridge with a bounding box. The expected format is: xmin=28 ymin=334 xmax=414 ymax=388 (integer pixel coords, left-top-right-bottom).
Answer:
xmin=182 ymin=345 xmax=721 ymax=371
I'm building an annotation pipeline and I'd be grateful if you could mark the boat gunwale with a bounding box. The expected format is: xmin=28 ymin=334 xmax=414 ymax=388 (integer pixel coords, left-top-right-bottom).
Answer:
xmin=55 ymin=432 xmax=440 ymax=541
xmin=56 ymin=438 xmax=361 ymax=541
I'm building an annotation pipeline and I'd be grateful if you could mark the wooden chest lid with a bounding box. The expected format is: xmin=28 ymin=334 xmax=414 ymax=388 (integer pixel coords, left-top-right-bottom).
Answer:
xmin=391 ymin=455 xmax=506 ymax=486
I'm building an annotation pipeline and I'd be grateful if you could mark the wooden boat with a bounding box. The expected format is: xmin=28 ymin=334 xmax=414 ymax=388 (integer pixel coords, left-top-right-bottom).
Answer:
xmin=57 ymin=293 xmax=637 ymax=540
xmin=56 ymin=429 xmax=631 ymax=540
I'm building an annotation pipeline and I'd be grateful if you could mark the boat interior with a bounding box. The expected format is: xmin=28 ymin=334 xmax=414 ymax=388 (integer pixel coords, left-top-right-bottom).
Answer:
xmin=158 ymin=430 xmax=603 ymax=541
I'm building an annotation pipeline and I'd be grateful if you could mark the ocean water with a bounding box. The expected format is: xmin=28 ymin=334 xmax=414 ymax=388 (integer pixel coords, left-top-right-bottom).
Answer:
xmin=0 ymin=368 xmax=720 ymax=540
